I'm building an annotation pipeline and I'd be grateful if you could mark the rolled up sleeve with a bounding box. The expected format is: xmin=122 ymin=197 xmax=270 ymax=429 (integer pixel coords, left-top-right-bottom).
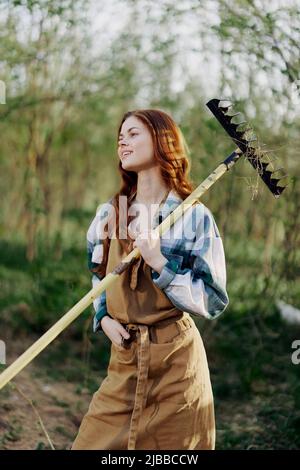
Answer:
xmin=151 ymin=205 xmax=229 ymax=320
xmin=87 ymin=200 xmax=113 ymax=333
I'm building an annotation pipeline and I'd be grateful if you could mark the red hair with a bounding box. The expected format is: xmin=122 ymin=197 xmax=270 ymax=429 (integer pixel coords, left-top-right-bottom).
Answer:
xmin=95 ymin=108 xmax=195 ymax=277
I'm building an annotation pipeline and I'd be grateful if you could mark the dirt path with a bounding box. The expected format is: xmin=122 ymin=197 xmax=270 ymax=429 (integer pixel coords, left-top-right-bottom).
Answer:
xmin=0 ymin=334 xmax=98 ymax=450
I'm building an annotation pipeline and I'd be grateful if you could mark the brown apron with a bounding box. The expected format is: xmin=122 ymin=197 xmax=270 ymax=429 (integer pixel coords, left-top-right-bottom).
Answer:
xmin=71 ymin=235 xmax=215 ymax=450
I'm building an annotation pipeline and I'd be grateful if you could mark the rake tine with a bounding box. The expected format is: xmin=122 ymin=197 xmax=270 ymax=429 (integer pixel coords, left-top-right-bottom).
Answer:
xmin=206 ymin=98 xmax=290 ymax=198
xmin=218 ymin=99 xmax=233 ymax=109
xmin=276 ymin=175 xmax=290 ymax=188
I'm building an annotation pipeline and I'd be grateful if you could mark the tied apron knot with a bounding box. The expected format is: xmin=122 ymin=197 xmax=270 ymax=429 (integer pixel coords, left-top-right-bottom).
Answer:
xmin=127 ymin=237 xmax=143 ymax=291
xmin=129 ymin=256 xmax=143 ymax=290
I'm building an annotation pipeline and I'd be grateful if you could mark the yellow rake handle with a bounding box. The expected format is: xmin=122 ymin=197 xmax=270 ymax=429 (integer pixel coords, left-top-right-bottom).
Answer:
xmin=0 ymin=161 xmax=228 ymax=390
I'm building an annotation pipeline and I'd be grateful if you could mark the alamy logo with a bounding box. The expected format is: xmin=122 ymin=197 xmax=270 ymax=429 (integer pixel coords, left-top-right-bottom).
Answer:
xmin=93 ymin=199 xmax=210 ymax=250
xmin=0 ymin=340 xmax=6 ymax=365
xmin=291 ymin=340 xmax=300 ymax=365
xmin=0 ymin=80 xmax=6 ymax=104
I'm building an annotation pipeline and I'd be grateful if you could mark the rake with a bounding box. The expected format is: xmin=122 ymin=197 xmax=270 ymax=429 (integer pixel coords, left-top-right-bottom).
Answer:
xmin=0 ymin=98 xmax=289 ymax=391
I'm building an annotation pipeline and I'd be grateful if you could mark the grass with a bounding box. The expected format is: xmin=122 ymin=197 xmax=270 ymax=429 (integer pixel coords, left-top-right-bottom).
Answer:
xmin=203 ymin=312 xmax=300 ymax=449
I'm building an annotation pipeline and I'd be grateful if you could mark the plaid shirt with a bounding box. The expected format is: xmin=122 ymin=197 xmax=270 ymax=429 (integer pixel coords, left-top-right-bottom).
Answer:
xmin=87 ymin=189 xmax=229 ymax=333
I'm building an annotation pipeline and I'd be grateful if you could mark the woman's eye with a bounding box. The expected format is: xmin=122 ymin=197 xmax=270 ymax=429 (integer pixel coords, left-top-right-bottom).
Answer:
xmin=118 ymin=133 xmax=138 ymax=143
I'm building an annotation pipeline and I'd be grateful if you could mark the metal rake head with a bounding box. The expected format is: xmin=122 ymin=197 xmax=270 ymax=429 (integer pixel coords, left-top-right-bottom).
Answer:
xmin=206 ymin=98 xmax=290 ymax=198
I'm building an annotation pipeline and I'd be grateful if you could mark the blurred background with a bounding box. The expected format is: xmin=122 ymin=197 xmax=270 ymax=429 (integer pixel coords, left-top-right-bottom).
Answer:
xmin=0 ymin=0 xmax=299 ymax=450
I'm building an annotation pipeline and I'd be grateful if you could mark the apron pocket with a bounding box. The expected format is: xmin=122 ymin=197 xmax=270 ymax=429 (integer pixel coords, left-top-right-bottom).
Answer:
xmin=150 ymin=317 xmax=193 ymax=345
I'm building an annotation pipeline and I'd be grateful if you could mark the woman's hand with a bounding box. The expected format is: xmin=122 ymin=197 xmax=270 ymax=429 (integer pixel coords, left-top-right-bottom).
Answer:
xmin=128 ymin=226 xmax=168 ymax=273
xmin=101 ymin=316 xmax=130 ymax=347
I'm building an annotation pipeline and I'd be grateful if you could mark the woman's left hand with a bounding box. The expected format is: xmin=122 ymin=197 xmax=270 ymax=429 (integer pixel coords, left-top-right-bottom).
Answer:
xmin=129 ymin=226 xmax=167 ymax=273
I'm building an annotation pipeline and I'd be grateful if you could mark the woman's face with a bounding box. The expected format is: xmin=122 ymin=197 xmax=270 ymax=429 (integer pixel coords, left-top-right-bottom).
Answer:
xmin=118 ymin=116 xmax=156 ymax=172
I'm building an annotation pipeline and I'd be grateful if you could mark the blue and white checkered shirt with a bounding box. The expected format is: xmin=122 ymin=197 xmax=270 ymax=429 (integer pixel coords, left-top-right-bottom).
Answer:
xmin=87 ymin=189 xmax=229 ymax=332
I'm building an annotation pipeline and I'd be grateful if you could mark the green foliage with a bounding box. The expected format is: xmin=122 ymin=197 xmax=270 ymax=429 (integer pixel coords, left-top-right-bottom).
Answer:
xmin=0 ymin=238 xmax=89 ymax=333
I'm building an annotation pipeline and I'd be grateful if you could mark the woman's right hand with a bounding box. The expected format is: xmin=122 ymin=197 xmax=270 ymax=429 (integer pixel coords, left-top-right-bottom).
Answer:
xmin=100 ymin=316 xmax=130 ymax=347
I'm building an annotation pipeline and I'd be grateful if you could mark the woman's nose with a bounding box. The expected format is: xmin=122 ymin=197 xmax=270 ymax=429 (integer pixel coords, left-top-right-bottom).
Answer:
xmin=119 ymin=140 xmax=129 ymax=149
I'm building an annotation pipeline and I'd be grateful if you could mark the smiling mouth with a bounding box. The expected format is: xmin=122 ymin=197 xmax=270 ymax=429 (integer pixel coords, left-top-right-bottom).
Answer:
xmin=122 ymin=151 xmax=133 ymax=160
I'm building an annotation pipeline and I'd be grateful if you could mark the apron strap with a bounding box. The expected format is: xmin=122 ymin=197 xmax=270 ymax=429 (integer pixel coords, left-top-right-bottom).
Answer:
xmin=127 ymin=324 xmax=150 ymax=450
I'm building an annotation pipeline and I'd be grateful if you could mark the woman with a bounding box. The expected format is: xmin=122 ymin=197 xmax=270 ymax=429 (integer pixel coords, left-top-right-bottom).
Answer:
xmin=71 ymin=109 xmax=229 ymax=450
